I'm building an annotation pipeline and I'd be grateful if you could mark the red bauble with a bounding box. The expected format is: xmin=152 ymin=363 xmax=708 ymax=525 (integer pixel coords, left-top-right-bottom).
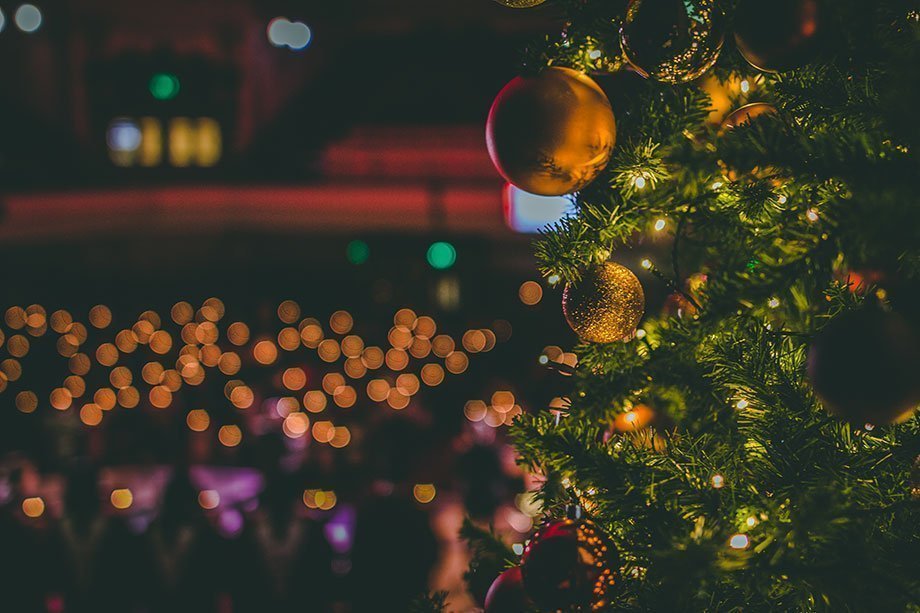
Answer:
xmin=734 ymin=0 xmax=821 ymax=73
xmin=521 ymin=517 xmax=619 ymax=610
xmin=486 ymin=67 xmax=616 ymax=196
xmin=484 ymin=566 xmax=532 ymax=612
xmin=807 ymin=309 xmax=920 ymax=425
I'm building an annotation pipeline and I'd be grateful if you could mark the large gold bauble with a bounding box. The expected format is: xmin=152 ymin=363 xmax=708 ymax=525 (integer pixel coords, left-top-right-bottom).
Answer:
xmin=486 ymin=67 xmax=616 ymax=196
xmin=563 ymin=262 xmax=645 ymax=343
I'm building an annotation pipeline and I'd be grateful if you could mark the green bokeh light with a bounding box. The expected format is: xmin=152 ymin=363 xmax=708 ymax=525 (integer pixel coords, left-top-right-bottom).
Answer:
xmin=426 ymin=241 xmax=456 ymax=270
xmin=346 ymin=240 xmax=370 ymax=265
xmin=149 ymin=73 xmax=180 ymax=101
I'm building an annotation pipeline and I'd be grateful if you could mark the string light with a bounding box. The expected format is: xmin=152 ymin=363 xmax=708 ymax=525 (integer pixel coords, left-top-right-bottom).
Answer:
xmin=729 ymin=534 xmax=750 ymax=549
xmin=653 ymin=219 xmax=667 ymax=232
xmin=767 ymin=297 xmax=780 ymax=308
xmin=640 ymin=259 xmax=653 ymax=270
xmin=805 ymin=208 xmax=820 ymax=222
xmin=711 ymin=474 xmax=725 ymax=489
xmin=735 ymin=399 xmax=749 ymax=410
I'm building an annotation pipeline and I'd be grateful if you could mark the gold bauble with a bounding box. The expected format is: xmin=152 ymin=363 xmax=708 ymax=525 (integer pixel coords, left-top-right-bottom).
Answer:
xmin=721 ymin=102 xmax=777 ymax=131
xmin=719 ymin=102 xmax=780 ymax=182
xmin=486 ymin=67 xmax=616 ymax=196
xmin=563 ymin=262 xmax=645 ymax=343
xmin=493 ymin=0 xmax=546 ymax=7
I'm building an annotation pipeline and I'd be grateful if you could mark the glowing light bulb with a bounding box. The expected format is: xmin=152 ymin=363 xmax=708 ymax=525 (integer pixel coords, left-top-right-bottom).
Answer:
xmin=735 ymin=399 xmax=749 ymax=410
xmin=653 ymin=219 xmax=666 ymax=232
xmin=745 ymin=516 xmax=758 ymax=527
xmin=640 ymin=259 xmax=652 ymax=270
xmin=14 ymin=4 xmax=41 ymax=32
xmin=711 ymin=474 xmax=725 ymax=489
xmin=729 ymin=534 xmax=750 ymax=549
xmin=777 ymin=194 xmax=788 ymax=204
xmin=547 ymin=274 xmax=561 ymax=285
xmin=635 ymin=329 xmax=646 ymax=339
xmin=633 ymin=176 xmax=647 ymax=189
xmin=711 ymin=181 xmax=723 ymax=190
xmin=740 ymin=79 xmax=750 ymax=93
xmin=767 ymin=297 xmax=780 ymax=308
xmin=806 ymin=208 xmax=819 ymax=222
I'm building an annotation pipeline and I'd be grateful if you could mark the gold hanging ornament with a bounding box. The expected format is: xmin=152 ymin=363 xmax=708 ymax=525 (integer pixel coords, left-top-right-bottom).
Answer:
xmin=563 ymin=262 xmax=645 ymax=343
xmin=486 ymin=67 xmax=617 ymax=196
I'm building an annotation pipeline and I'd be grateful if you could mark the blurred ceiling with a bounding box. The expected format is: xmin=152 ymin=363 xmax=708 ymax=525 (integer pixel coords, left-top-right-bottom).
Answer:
xmin=0 ymin=0 xmax=565 ymax=238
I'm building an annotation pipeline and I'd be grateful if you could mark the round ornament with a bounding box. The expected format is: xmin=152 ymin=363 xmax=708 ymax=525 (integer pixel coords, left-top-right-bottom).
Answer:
xmin=493 ymin=0 xmax=546 ymax=6
xmin=807 ymin=309 xmax=920 ymax=425
xmin=486 ymin=67 xmax=617 ymax=196
xmin=521 ymin=516 xmax=619 ymax=610
xmin=620 ymin=0 xmax=725 ymax=83
xmin=563 ymin=262 xmax=645 ymax=343
xmin=721 ymin=102 xmax=777 ymax=131
xmin=484 ymin=566 xmax=532 ymax=612
xmin=734 ymin=0 xmax=821 ymax=73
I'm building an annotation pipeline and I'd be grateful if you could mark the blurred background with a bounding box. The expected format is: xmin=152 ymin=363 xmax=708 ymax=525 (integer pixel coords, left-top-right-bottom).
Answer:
xmin=0 ymin=1 xmax=672 ymax=610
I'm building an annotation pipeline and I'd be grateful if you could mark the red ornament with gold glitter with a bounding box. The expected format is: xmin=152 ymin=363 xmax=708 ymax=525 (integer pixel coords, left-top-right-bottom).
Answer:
xmin=520 ymin=510 xmax=619 ymax=610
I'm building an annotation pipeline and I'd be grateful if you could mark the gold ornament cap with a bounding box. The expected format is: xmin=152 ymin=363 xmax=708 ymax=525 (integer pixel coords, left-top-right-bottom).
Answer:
xmin=563 ymin=262 xmax=645 ymax=343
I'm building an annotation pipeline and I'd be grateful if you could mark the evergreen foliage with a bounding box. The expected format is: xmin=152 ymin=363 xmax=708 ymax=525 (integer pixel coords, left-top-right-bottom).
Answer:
xmin=469 ymin=0 xmax=920 ymax=610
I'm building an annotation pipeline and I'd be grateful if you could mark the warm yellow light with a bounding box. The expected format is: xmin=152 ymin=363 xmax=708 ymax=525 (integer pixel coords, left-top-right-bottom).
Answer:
xmin=218 ymin=425 xmax=243 ymax=447
xmin=518 ymin=281 xmax=543 ymax=306
xmin=169 ymin=117 xmax=194 ymax=167
xmin=22 ymin=497 xmax=45 ymax=518
xmin=283 ymin=412 xmax=310 ymax=438
xmin=711 ymin=474 xmax=725 ymax=489
xmin=111 ymin=488 xmax=133 ymax=510
xmin=199 ymin=490 xmax=220 ymax=509
xmin=413 ymin=483 xmax=436 ymax=504
xmin=187 ymin=409 xmax=210 ymax=432
xmin=195 ymin=117 xmax=222 ymax=166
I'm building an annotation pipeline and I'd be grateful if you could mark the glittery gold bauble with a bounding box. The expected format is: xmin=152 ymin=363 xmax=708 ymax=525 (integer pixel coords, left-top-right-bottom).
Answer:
xmin=486 ymin=67 xmax=616 ymax=196
xmin=521 ymin=517 xmax=619 ymax=610
xmin=734 ymin=0 xmax=821 ymax=73
xmin=620 ymin=0 xmax=724 ymax=83
xmin=563 ymin=262 xmax=645 ymax=343
xmin=493 ymin=0 xmax=546 ymax=6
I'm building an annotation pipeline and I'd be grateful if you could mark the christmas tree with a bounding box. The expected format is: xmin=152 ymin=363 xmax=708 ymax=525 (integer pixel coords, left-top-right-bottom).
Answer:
xmin=467 ymin=0 xmax=920 ymax=610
